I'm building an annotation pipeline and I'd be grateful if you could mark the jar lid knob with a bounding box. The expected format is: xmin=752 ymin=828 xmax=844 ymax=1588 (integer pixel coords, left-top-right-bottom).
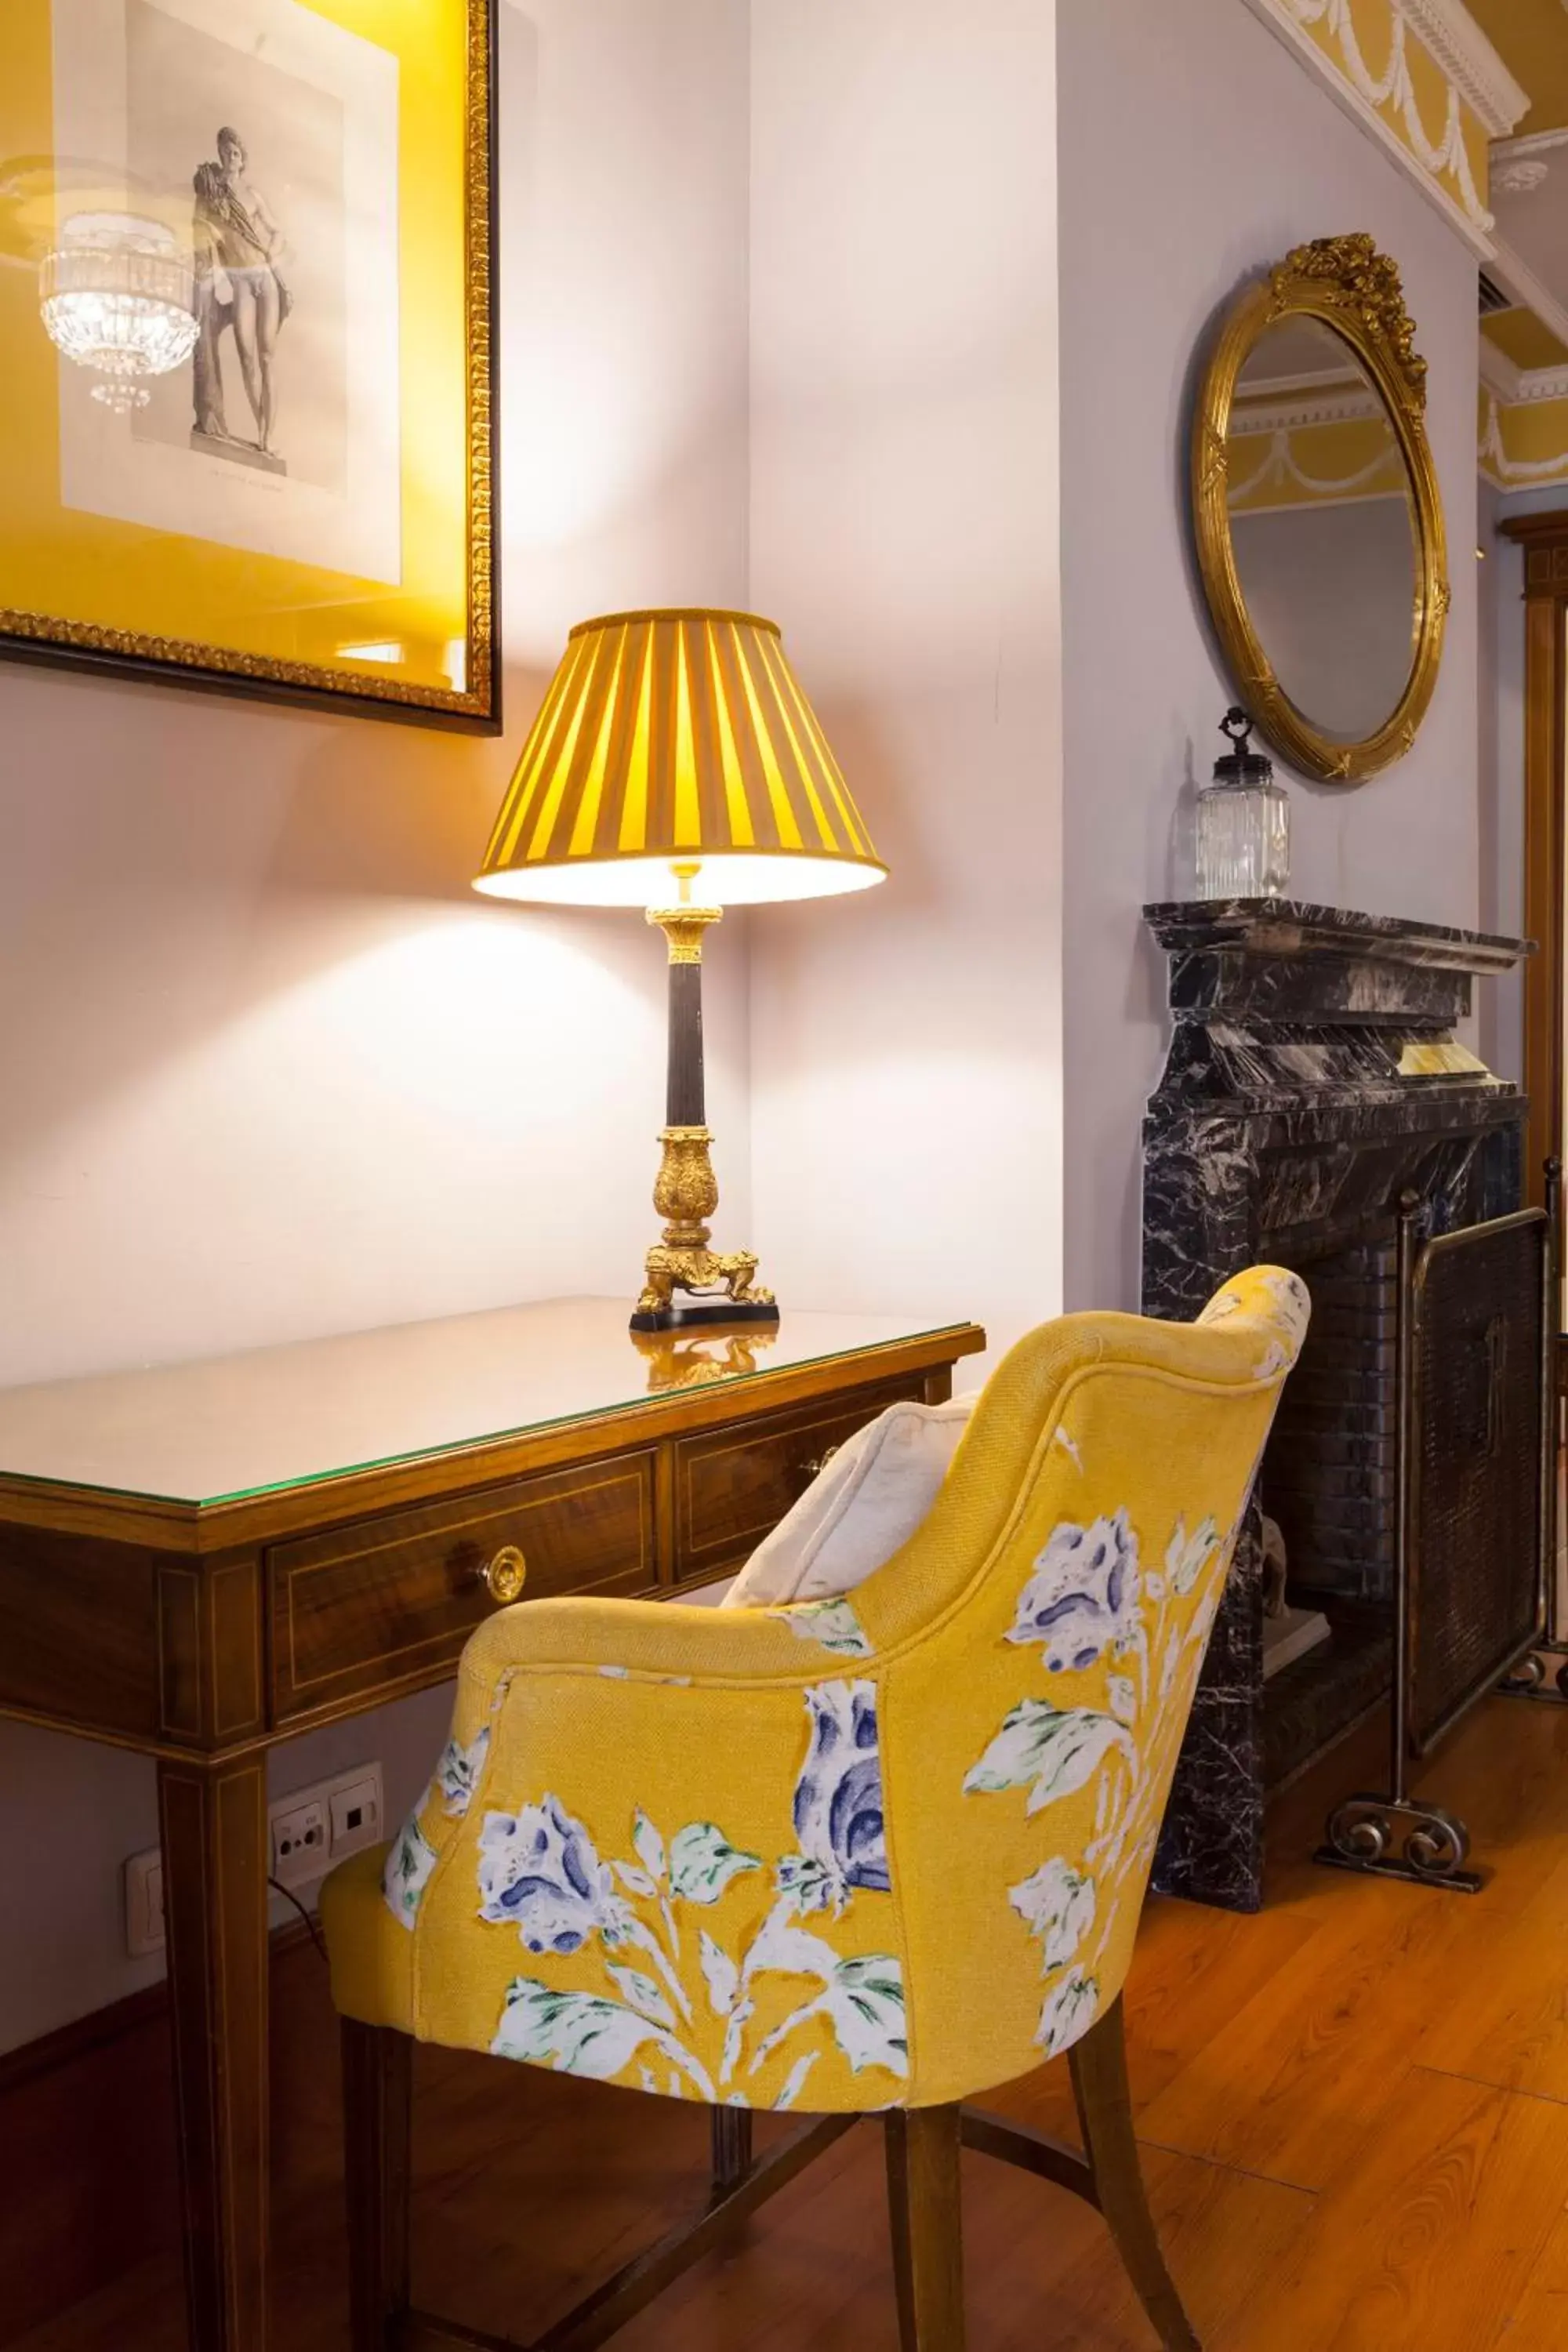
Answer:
xmin=1213 ymin=705 xmax=1273 ymax=786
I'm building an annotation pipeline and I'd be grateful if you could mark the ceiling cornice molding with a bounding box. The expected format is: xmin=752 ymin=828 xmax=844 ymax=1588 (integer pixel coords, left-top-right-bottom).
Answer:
xmin=1492 ymin=126 xmax=1568 ymax=165
xmin=1479 ymin=336 xmax=1523 ymax=404
xmin=1236 ymin=0 xmax=1494 ymax=258
xmin=1399 ymin=0 xmax=1529 ymax=140
xmin=1477 ymin=337 xmax=1568 ymax=413
xmin=1240 ymin=363 xmax=1366 ymax=397
xmin=1516 ymin=363 xmax=1568 ymax=403
xmin=1231 ymin=388 xmax=1387 ymax=434
xmin=1487 ymin=233 xmax=1568 ymax=358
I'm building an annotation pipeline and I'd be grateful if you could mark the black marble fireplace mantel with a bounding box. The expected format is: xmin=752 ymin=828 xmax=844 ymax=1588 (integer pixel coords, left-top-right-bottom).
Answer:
xmin=1146 ymin=896 xmax=1526 ymax=979
xmin=1142 ymin=898 xmax=1532 ymax=1911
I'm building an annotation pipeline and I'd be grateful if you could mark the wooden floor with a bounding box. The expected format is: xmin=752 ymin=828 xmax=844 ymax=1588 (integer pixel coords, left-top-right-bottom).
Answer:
xmin=20 ymin=1692 xmax=1568 ymax=2352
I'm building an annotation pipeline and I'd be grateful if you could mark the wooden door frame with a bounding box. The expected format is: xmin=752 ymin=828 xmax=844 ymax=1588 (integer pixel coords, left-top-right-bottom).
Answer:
xmin=1501 ymin=513 xmax=1568 ymax=1210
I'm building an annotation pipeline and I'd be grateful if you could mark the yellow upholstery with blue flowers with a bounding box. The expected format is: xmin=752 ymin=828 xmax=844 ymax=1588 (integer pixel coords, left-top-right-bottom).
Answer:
xmin=321 ymin=1269 xmax=1308 ymax=2115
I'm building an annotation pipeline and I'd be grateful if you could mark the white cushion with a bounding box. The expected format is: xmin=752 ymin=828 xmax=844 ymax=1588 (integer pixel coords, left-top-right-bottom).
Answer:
xmin=678 ymin=1576 xmax=735 ymax=1607
xmin=722 ymin=1395 xmax=975 ymax=1610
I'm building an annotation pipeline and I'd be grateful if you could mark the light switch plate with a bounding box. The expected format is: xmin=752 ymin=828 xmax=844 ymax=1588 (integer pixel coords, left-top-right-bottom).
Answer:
xmin=124 ymin=1847 xmax=165 ymax=1957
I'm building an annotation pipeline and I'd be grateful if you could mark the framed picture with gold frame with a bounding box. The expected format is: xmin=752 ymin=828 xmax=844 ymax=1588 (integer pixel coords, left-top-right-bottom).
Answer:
xmin=0 ymin=0 xmax=499 ymax=731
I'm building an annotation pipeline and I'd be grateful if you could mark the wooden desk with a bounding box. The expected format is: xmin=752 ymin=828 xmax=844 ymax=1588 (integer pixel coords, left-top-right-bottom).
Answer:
xmin=0 ymin=1297 xmax=984 ymax=2352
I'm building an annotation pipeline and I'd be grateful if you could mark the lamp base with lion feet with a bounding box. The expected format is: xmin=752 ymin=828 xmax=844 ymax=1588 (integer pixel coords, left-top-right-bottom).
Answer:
xmin=630 ymin=1125 xmax=779 ymax=1333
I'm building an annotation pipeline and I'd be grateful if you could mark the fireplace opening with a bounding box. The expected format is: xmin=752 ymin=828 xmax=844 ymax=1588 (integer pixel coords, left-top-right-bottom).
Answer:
xmin=1258 ymin=1229 xmax=1397 ymax=1788
xmin=1249 ymin=1127 xmax=1515 ymax=1788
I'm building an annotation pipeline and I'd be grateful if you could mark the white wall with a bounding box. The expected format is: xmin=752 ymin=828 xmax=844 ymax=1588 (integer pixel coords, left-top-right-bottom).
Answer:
xmin=746 ymin=0 xmax=1064 ymax=1365
xmin=0 ymin=0 xmax=754 ymax=2053
xmin=0 ymin=0 xmax=753 ymax=1388
xmin=1057 ymin=0 xmax=1484 ymax=1310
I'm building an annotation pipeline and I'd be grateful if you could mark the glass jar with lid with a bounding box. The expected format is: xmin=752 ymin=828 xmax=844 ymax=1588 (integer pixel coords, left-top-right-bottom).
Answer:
xmin=1195 ymin=706 xmax=1290 ymax=900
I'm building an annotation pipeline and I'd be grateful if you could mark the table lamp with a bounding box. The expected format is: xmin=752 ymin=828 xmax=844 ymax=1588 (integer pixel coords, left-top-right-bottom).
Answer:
xmin=474 ymin=608 xmax=887 ymax=1330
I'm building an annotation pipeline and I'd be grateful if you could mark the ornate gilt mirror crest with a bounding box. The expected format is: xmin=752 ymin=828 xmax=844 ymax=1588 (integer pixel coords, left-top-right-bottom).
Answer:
xmin=1192 ymin=234 xmax=1448 ymax=784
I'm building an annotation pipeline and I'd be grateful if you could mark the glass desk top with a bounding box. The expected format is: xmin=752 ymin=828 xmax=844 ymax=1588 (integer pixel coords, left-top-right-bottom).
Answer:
xmin=0 ymin=1297 xmax=980 ymax=1508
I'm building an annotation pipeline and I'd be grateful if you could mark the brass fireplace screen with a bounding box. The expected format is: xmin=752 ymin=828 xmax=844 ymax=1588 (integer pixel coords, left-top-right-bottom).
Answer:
xmin=1316 ymin=1178 xmax=1557 ymax=1893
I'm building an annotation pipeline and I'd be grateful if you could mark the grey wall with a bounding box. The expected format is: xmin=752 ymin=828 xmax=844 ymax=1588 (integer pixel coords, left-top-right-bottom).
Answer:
xmin=1057 ymin=0 xmax=1483 ymax=1310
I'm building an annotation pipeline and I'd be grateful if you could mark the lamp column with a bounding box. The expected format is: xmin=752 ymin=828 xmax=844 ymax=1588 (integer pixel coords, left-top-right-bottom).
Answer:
xmin=632 ymin=867 xmax=779 ymax=1333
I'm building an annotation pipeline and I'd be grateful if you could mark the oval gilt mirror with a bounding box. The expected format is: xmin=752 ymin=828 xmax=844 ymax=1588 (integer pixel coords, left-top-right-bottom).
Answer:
xmin=1192 ymin=235 xmax=1449 ymax=784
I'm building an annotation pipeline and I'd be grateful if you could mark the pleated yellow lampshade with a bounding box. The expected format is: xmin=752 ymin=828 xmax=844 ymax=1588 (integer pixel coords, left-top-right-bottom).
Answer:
xmin=474 ymin=608 xmax=887 ymax=907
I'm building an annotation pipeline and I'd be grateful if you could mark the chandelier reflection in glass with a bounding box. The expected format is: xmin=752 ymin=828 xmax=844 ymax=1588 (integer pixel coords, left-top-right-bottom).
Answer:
xmin=40 ymin=212 xmax=198 ymax=415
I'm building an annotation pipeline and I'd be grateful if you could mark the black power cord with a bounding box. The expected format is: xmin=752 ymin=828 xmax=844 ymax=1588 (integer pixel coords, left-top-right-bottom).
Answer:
xmin=267 ymin=1873 xmax=328 ymax=1964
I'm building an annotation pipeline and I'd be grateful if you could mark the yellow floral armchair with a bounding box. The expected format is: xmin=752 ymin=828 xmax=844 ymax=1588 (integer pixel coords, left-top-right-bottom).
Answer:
xmin=323 ymin=1266 xmax=1308 ymax=2350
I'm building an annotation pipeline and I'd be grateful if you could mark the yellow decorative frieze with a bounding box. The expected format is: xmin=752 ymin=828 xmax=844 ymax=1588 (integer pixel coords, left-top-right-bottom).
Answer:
xmin=1479 ymin=386 xmax=1568 ymax=492
xmin=1229 ymin=415 xmax=1410 ymax=513
xmin=1240 ymin=0 xmax=1527 ymax=252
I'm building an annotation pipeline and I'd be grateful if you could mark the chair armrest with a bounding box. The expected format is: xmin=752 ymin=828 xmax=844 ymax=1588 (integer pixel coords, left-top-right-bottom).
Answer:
xmin=459 ymin=1586 xmax=876 ymax=1694
xmin=378 ymin=1586 xmax=883 ymax=1949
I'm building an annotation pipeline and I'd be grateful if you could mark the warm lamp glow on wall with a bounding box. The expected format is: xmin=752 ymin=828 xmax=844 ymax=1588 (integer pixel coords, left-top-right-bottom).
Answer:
xmin=474 ymin=608 xmax=886 ymax=1330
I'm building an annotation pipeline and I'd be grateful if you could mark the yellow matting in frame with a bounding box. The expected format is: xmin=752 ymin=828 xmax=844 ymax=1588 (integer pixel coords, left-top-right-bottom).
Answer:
xmin=0 ymin=0 xmax=494 ymax=723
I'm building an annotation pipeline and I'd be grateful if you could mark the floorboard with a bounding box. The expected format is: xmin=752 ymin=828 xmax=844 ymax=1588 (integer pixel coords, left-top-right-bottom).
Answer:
xmin=16 ymin=1693 xmax=1568 ymax=2352
xmin=1212 ymin=2065 xmax=1568 ymax=2352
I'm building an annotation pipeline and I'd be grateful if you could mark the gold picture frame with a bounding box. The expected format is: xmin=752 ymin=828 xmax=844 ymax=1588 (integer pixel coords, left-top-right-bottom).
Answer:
xmin=1192 ymin=233 xmax=1448 ymax=785
xmin=0 ymin=0 xmax=498 ymax=731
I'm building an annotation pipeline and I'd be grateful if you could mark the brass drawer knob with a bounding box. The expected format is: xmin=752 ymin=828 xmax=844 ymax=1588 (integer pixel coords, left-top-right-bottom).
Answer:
xmin=481 ymin=1544 xmax=528 ymax=1605
xmin=801 ymin=1443 xmax=841 ymax=1482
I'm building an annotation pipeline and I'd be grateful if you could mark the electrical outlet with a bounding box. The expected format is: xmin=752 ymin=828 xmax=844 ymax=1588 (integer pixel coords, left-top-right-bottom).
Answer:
xmin=270 ymin=1795 xmax=329 ymax=1887
xmin=123 ymin=1760 xmax=387 ymax=1943
xmin=125 ymin=1847 xmax=165 ymax=1957
xmin=267 ymin=1760 xmax=386 ymax=1892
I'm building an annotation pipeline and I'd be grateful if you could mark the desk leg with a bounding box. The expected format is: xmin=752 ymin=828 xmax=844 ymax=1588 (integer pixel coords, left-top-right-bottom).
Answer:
xmin=158 ymin=1755 xmax=271 ymax=2352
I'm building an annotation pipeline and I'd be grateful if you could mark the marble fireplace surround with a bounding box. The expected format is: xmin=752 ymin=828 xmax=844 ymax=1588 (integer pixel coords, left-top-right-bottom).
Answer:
xmin=1142 ymin=899 xmax=1530 ymax=1912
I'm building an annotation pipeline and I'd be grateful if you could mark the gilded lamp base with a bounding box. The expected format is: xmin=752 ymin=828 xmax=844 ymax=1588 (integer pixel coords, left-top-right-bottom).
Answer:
xmin=630 ymin=1125 xmax=779 ymax=1334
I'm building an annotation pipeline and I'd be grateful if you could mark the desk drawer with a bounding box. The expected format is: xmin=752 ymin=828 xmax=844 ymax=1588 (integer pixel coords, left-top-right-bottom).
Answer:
xmin=673 ymin=1378 xmax=927 ymax=1581
xmin=269 ymin=1453 xmax=655 ymax=1722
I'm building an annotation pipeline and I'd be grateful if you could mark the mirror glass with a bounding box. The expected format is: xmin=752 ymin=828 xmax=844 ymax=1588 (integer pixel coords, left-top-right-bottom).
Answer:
xmin=1226 ymin=316 xmax=1419 ymax=746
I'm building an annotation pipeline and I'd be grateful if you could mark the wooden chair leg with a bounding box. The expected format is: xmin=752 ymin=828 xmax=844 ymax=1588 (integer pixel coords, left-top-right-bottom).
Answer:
xmin=884 ymin=2106 xmax=966 ymax=2352
xmin=710 ymin=2106 xmax=753 ymax=2194
xmin=342 ymin=2019 xmax=413 ymax=2352
xmin=1069 ymin=1995 xmax=1200 ymax=2352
